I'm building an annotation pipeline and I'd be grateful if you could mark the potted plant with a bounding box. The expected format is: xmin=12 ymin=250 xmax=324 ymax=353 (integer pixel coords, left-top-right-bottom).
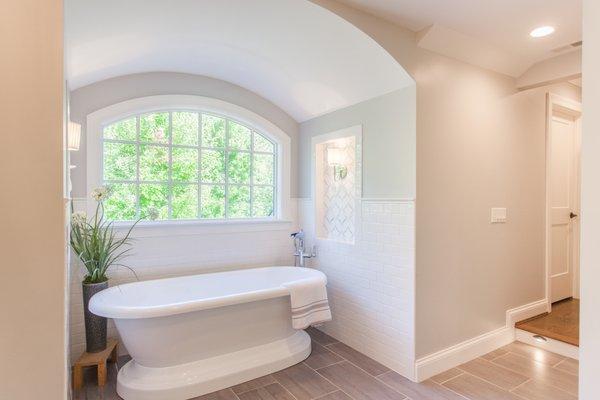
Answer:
xmin=70 ymin=186 xmax=138 ymax=353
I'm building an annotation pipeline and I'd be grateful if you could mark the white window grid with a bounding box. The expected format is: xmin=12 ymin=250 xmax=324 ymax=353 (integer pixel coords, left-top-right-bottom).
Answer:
xmin=101 ymin=110 xmax=278 ymax=221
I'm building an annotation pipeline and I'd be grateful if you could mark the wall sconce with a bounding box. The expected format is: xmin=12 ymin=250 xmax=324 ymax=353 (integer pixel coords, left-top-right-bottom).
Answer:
xmin=327 ymin=147 xmax=347 ymax=181
xmin=68 ymin=121 xmax=81 ymax=151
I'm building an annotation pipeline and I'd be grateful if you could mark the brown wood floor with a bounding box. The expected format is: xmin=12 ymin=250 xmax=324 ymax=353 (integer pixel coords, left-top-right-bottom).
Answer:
xmin=74 ymin=327 xmax=579 ymax=400
xmin=516 ymin=298 xmax=579 ymax=346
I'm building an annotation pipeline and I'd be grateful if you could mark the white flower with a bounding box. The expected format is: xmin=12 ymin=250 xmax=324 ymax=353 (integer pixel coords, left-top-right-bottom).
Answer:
xmin=71 ymin=211 xmax=87 ymax=226
xmin=146 ymin=207 xmax=160 ymax=221
xmin=91 ymin=186 xmax=110 ymax=202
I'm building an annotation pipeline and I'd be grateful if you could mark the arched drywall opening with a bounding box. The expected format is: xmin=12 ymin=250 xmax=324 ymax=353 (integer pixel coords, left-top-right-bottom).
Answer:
xmin=65 ymin=0 xmax=418 ymax=383
xmin=65 ymin=0 xmax=415 ymax=123
xmin=65 ymin=0 xmax=417 ymax=209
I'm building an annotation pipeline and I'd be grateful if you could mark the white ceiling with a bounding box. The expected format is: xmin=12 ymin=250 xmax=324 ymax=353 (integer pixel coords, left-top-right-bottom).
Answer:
xmin=65 ymin=0 xmax=413 ymax=122
xmin=336 ymin=0 xmax=582 ymax=76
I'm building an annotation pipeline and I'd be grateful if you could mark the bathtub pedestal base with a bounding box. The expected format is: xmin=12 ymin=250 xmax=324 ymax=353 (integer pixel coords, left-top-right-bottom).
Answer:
xmin=116 ymin=330 xmax=311 ymax=400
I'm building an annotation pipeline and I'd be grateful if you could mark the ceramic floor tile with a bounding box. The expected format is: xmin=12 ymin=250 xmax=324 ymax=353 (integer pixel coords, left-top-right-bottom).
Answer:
xmin=194 ymin=388 xmax=240 ymax=400
xmin=305 ymin=328 xmax=339 ymax=346
xmin=443 ymin=373 xmax=523 ymax=400
xmin=273 ymin=362 xmax=337 ymax=400
xmin=304 ymin=343 xmax=344 ymax=370
xmin=326 ymin=342 xmax=389 ymax=376
xmin=316 ymin=361 xmax=406 ymax=400
xmin=429 ymin=368 xmax=464 ymax=384
xmin=481 ymin=347 xmax=510 ymax=361
xmin=378 ymin=371 xmax=467 ymax=400
xmin=457 ymin=358 xmax=529 ymax=390
xmin=491 ymin=352 xmax=578 ymax=395
xmin=79 ymin=339 xmax=577 ymax=400
xmin=313 ymin=391 xmax=353 ymax=400
xmin=232 ymin=375 xmax=277 ymax=395
xmin=501 ymin=342 xmax=565 ymax=366
xmin=553 ymin=358 xmax=579 ymax=376
xmin=511 ymin=379 xmax=577 ymax=400
xmin=237 ymin=383 xmax=296 ymax=400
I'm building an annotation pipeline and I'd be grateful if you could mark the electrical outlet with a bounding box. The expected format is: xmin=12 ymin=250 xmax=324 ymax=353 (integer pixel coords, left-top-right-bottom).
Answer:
xmin=491 ymin=207 xmax=507 ymax=223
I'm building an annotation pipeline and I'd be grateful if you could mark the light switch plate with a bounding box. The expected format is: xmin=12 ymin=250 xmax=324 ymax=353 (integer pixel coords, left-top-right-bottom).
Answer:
xmin=491 ymin=207 xmax=507 ymax=223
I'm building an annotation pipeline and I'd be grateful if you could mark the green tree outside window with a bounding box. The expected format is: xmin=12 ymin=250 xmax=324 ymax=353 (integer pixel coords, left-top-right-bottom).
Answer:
xmin=102 ymin=111 xmax=276 ymax=221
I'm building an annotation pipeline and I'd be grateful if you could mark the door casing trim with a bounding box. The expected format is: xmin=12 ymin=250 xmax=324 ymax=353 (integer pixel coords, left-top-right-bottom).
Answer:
xmin=545 ymin=93 xmax=582 ymax=311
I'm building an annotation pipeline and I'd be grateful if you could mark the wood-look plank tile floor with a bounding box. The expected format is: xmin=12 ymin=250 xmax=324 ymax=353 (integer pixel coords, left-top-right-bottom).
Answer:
xmin=74 ymin=327 xmax=579 ymax=400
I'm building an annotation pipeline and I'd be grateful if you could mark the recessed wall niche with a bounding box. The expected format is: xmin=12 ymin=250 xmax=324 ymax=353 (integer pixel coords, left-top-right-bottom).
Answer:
xmin=313 ymin=126 xmax=362 ymax=244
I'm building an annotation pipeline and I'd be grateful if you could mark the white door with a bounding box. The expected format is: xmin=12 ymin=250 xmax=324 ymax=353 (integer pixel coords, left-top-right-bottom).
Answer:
xmin=549 ymin=112 xmax=580 ymax=303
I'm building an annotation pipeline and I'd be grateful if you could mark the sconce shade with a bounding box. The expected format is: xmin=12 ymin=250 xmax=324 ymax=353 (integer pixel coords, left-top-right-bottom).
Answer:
xmin=68 ymin=121 xmax=81 ymax=151
xmin=327 ymin=147 xmax=344 ymax=166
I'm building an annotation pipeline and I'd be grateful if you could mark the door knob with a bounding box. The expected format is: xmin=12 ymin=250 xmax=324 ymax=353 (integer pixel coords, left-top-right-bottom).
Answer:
xmin=570 ymin=212 xmax=578 ymax=219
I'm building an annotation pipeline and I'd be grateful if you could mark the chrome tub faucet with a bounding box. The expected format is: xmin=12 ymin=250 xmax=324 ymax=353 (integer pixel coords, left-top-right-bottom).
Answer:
xmin=291 ymin=229 xmax=316 ymax=268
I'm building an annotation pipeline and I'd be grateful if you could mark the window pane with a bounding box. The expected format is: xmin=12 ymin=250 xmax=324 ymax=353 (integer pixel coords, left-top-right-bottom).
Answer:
xmin=172 ymin=112 xmax=198 ymax=146
xmin=228 ymin=185 xmax=250 ymax=218
xmin=104 ymin=117 xmax=137 ymax=141
xmin=201 ymin=185 xmax=225 ymax=218
xmin=104 ymin=183 xmax=137 ymax=221
xmin=253 ymin=153 xmax=274 ymax=185
xmin=102 ymin=111 xmax=278 ymax=222
xmin=228 ymin=151 xmax=251 ymax=184
xmin=202 ymin=114 xmax=225 ymax=148
xmin=254 ymin=132 xmax=274 ymax=153
xmin=139 ymin=184 xmax=169 ymax=219
xmin=140 ymin=112 xmax=170 ymax=143
xmin=172 ymin=147 xmax=198 ymax=182
xmin=228 ymin=121 xmax=251 ymax=150
xmin=172 ymin=184 xmax=198 ymax=219
xmin=253 ymin=186 xmax=274 ymax=217
xmin=103 ymin=142 xmax=137 ymax=181
xmin=200 ymin=149 xmax=225 ymax=183
xmin=140 ymin=145 xmax=169 ymax=181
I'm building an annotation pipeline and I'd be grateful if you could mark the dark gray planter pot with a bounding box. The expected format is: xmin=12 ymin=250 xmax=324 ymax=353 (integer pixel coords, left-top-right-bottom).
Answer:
xmin=82 ymin=281 xmax=108 ymax=353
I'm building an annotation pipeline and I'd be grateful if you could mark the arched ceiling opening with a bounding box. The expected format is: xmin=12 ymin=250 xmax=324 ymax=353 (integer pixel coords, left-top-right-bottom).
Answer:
xmin=65 ymin=0 xmax=413 ymax=122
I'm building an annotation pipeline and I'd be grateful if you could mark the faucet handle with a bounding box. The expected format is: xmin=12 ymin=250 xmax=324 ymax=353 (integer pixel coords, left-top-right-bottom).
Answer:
xmin=290 ymin=229 xmax=305 ymax=239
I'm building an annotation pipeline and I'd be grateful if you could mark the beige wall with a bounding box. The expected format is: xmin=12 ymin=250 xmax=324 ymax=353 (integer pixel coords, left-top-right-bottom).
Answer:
xmin=69 ymin=72 xmax=300 ymax=197
xmin=580 ymin=0 xmax=600 ymax=398
xmin=0 ymin=1 xmax=67 ymax=399
xmin=416 ymin=79 xmax=579 ymax=357
xmin=299 ymin=87 xmax=416 ymax=198
xmin=516 ymin=49 xmax=582 ymax=89
xmin=312 ymin=0 xmax=581 ymax=357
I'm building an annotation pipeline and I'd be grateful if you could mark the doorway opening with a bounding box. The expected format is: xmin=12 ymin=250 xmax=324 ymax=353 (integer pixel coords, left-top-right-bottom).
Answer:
xmin=517 ymin=93 xmax=582 ymax=351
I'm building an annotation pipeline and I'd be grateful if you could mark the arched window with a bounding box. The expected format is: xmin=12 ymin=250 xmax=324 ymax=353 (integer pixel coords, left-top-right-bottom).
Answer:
xmin=86 ymin=96 xmax=291 ymax=224
xmin=100 ymin=111 xmax=277 ymax=221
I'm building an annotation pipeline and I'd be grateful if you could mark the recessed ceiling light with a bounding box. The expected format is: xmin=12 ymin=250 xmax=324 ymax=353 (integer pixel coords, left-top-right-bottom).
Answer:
xmin=530 ymin=26 xmax=555 ymax=38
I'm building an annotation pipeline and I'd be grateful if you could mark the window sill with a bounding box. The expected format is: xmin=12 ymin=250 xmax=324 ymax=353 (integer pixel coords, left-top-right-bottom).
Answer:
xmin=112 ymin=218 xmax=294 ymax=238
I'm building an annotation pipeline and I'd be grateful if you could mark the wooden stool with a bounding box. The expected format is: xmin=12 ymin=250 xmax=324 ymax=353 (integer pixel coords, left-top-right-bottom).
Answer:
xmin=73 ymin=338 xmax=118 ymax=389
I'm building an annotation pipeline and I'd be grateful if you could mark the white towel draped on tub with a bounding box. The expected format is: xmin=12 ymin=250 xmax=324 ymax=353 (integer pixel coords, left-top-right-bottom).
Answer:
xmin=282 ymin=275 xmax=332 ymax=330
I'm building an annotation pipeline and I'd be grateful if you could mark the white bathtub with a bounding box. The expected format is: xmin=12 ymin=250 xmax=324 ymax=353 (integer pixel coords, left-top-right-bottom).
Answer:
xmin=89 ymin=266 xmax=327 ymax=400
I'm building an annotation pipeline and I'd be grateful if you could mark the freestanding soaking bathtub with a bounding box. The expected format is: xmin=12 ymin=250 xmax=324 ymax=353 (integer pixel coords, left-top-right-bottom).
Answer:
xmin=89 ymin=266 xmax=328 ymax=400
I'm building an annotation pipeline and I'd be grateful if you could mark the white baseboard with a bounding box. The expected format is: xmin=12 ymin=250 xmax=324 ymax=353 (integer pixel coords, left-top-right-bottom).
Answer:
xmin=414 ymin=326 xmax=514 ymax=382
xmin=506 ymin=299 xmax=548 ymax=327
xmin=414 ymin=299 xmax=547 ymax=382
xmin=515 ymin=329 xmax=579 ymax=360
